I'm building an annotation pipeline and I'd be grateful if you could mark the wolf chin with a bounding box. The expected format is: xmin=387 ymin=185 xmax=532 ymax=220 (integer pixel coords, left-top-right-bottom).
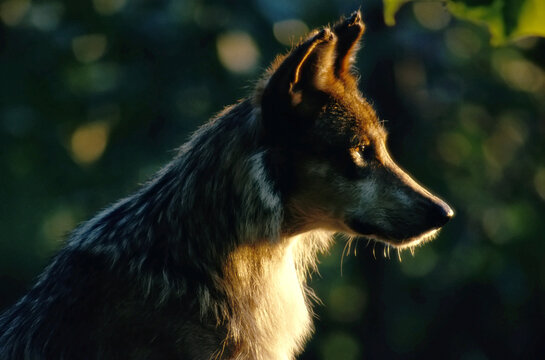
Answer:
xmin=0 ymin=12 xmax=453 ymax=359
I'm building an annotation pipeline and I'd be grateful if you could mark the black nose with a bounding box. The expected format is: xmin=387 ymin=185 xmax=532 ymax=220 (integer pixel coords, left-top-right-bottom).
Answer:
xmin=427 ymin=199 xmax=454 ymax=228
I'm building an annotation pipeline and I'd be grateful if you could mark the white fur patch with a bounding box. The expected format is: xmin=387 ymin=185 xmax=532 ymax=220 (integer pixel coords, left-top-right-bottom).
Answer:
xmin=225 ymin=239 xmax=315 ymax=359
xmin=248 ymin=152 xmax=281 ymax=211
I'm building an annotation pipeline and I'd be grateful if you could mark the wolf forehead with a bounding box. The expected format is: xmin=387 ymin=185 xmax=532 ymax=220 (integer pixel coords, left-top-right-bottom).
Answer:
xmin=313 ymin=97 xmax=387 ymax=148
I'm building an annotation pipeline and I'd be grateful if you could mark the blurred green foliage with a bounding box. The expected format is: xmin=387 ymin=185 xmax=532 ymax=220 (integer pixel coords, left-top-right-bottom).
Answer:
xmin=448 ymin=0 xmax=545 ymax=45
xmin=1 ymin=0 xmax=545 ymax=358
xmin=385 ymin=0 xmax=545 ymax=45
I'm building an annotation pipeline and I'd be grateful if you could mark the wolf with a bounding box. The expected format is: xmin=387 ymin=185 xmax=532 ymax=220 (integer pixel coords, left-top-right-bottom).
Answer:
xmin=0 ymin=11 xmax=452 ymax=360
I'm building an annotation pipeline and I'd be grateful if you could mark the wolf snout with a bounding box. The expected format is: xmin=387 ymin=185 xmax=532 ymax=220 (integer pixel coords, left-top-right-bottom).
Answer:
xmin=425 ymin=198 xmax=454 ymax=229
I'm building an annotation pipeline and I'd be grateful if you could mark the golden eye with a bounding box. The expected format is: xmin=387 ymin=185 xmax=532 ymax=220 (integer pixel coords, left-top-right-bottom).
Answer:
xmin=357 ymin=143 xmax=373 ymax=160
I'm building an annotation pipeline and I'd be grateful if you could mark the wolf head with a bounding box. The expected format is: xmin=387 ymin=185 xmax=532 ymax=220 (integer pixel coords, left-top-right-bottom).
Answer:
xmin=256 ymin=11 xmax=453 ymax=249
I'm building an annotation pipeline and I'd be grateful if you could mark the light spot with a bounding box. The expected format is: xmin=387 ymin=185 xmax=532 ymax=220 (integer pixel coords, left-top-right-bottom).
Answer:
xmin=481 ymin=207 xmax=504 ymax=242
xmin=491 ymin=48 xmax=545 ymax=93
xmin=534 ymin=167 xmax=545 ymax=201
xmin=92 ymin=0 xmax=127 ymax=15
xmin=42 ymin=207 xmax=77 ymax=246
xmin=70 ymin=121 xmax=110 ymax=165
xmin=0 ymin=0 xmax=30 ymax=26
xmin=217 ymin=31 xmax=260 ymax=74
xmin=482 ymin=114 xmax=527 ymax=171
xmin=413 ymin=1 xmax=451 ymax=30
xmin=437 ymin=131 xmax=472 ymax=166
xmin=445 ymin=26 xmax=482 ymax=60
xmin=72 ymin=34 xmax=108 ymax=63
xmin=481 ymin=204 xmax=532 ymax=244
xmin=394 ymin=59 xmax=426 ymax=91
xmin=28 ymin=2 xmax=64 ymax=31
xmin=514 ymin=36 xmax=539 ymax=50
xmin=273 ymin=19 xmax=309 ymax=45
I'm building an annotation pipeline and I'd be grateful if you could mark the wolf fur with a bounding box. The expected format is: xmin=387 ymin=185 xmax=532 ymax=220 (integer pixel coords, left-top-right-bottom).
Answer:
xmin=0 ymin=12 xmax=452 ymax=359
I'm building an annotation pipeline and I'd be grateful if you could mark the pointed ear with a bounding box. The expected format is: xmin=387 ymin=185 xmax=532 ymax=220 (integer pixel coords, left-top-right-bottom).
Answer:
xmin=332 ymin=10 xmax=365 ymax=79
xmin=259 ymin=28 xmax=336 ymax=139
xmin=262 ymin=28 xmax=336 ymax=104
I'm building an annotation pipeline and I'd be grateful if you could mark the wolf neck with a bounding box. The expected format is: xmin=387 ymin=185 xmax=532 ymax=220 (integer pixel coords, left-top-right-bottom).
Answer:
xmin=222 ymin=232 xmax=332 ymax=359
xmin=73 ymin=99 xmax=330 ymax=357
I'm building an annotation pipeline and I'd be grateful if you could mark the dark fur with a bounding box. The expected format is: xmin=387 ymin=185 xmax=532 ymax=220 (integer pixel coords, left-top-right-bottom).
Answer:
xmin=0 ymin=100 xmax=263 ymax=359
xmin=0 ymin=12 xmax=452 ymax=359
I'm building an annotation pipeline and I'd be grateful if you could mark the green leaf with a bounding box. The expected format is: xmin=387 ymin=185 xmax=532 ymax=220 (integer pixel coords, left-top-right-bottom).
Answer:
xmin=382 ymin=0 xmax=545 ymax=45
xmin=448 ymin=0 xmax=545 ymax=45
xmin=383 ymin=0 xmax=412 ymax=26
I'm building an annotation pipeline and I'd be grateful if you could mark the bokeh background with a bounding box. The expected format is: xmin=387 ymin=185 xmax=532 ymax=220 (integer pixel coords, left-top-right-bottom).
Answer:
xmin=1 ymin=0 xmax=545 ymax=358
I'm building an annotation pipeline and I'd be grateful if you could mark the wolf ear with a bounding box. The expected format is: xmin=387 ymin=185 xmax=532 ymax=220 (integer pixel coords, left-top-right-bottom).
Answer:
xmin=259 ymin=28 xmax=336 ymax=137
xmin=332 ymin=10 xmax=365 ymax=79
xmin=263 ymin=28 xmax=336 ymax=100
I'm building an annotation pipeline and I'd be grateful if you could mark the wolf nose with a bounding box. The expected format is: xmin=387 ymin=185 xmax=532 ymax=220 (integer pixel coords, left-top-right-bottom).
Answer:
xmin=428 ymin=199 xmax=454 ymax=228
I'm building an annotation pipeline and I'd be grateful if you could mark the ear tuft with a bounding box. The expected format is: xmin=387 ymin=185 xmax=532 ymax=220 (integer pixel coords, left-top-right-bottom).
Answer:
xmin=332 ymin=10 xmax=365 ymax=78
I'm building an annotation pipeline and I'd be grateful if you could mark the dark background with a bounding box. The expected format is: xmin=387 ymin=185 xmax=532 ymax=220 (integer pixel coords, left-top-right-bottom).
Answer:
xmin=1 ymin=0 xmax=545 ymax=358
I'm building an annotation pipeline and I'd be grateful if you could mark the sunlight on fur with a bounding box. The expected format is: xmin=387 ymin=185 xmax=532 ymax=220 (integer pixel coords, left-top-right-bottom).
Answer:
xmin=220 ymin=230 xmax=332 ymax=359
xmin=396 ymin=228 xmax=441 ymax=250
xmin=343 ymin=228 xmax=442 ymax=264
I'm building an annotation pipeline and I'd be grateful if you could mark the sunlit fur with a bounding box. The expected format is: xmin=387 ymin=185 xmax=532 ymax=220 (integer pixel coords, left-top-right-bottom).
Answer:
xmin=219 ymin=230 xmax=332 ymax=359
xmin=0 ymin=11 xmax=452 ymax=360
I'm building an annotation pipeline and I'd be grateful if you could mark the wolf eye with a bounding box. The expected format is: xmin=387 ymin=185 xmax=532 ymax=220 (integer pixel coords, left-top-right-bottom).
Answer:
xmin=357 ymin=144 xmax=374 ymax=161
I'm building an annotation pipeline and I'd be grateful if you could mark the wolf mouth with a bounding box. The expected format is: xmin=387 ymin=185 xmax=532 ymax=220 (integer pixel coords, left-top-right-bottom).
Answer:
xmin=346 ymin=219 xmax=444 ymax=249
xmin=383 ymin=228 xmax=441 ymax=249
